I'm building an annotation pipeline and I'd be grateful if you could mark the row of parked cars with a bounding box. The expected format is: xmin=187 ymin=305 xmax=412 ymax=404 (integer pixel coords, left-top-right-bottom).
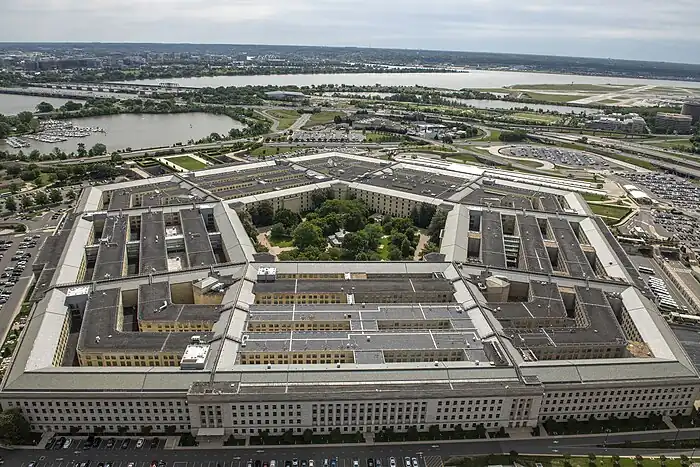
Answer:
xmin=45 ymin=435 xmax=161 ymax=450
xmin=248 ymin=457 xmax=420 ymax=467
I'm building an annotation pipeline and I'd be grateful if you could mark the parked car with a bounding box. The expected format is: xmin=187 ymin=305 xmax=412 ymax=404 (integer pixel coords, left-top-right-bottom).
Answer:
xmin=136 ymin=438 xmax=145 ymax=448
xmin=121 ymin=438 xmax=130 ymax=449
xmin=150 ymin=437 xmax=160 ymax=448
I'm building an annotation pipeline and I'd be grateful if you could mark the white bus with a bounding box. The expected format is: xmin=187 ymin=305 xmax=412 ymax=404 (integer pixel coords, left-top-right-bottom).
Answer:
xmin=669 ymin=312 xmax=700 ymax=325
xmin=638 ymin=266 xmax=655 ymax=275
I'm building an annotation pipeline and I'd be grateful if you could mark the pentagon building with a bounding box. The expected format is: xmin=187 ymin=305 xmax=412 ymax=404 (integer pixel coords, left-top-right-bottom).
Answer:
xmin=1 ymin=152 xmax=697 ymax=439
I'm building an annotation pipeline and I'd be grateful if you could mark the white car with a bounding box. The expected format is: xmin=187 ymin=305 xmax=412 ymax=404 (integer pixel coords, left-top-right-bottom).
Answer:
xmin=389 ymin=459 xmax=396 ymax=467
xmin=136 ymin=437 xmax=144 ymax=448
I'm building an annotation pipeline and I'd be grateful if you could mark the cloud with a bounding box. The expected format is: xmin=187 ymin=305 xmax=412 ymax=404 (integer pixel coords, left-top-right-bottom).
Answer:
xmin=2 ymin=0 xmax=699 ymax=63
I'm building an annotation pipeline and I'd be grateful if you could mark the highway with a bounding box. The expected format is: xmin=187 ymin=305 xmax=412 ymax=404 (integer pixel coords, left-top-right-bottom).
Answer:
xmin=6 ymin=428 xmax=700 ymax=467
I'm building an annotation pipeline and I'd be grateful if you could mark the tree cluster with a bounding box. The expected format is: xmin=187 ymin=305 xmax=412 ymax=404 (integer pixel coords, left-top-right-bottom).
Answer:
xmin=498 ymin=129 xmax=528 ymax=142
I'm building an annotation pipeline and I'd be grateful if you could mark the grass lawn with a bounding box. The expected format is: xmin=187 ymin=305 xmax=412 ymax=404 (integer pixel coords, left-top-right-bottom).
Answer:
xmin=582 ymin=193 xmax=609 ymax=202
xmin=167 ymin=155 xmax=207 ymax=170
xmin=303 ymin=111 xmax=345 ymax=128
xmin=475 ymin=129 xmax=502 ymax=142
xmin=452 ymin=153 xmax=479 ymax=163
xmin=589 ymin=203 xmax=632 ymax=223
xmin=269 ymin=234 xmax=294 ymax=248
xmin=511 ymin=112 xmax=562 ymax=123
xmin=249 ymin=145 xmax=303 ymax=157
xmin=646 ymin=139 xmax=695 ymax=150
xmin=378 ymin=236 xmax=391 ymax=260
xmin=268 ymin=109 xmax=300 ymax=130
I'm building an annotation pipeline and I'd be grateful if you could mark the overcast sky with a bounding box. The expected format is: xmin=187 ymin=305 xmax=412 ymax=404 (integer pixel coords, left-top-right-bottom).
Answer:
xmin=3 ymin=0 xmax=700 ymax=64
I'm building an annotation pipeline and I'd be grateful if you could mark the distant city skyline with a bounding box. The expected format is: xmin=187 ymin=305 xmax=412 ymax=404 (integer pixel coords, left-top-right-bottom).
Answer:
xmin=3 ymin=0 xmax=700 ymax=64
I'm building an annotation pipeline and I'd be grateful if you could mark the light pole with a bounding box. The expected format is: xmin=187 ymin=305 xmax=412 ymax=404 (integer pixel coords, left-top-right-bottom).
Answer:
xmin=603 ymin=428 xmax=611 ymax=449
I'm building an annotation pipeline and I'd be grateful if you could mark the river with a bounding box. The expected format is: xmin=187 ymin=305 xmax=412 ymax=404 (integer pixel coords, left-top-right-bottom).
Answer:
xmin=0 ymin=94 xmax=73 ymax=115
xmin=113 ymin=70 xmax=700 ymax=90
xmin=0 ymin=113 xmax=245 ymax=153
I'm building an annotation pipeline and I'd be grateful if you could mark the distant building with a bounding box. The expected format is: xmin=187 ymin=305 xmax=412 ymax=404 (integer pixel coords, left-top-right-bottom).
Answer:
xmin=586 ymin=113 xmax=647 ymax=134
xmin=265 ymin=90 xmax=307 ymax=101
xmin=655 ymin=113 xmax=693 ymax=134
xmin=681 ymin=101 xmax=700 ymax=124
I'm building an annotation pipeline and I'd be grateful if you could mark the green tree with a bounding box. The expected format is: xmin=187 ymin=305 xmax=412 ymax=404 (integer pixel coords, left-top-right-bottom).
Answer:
xmin=36 ymin=101 xmax=54 ymax=113
xmin=342 ymin=231 xmax=369 ymax=258
xmin=77 ymin=143 xmax=87 ymax=158
xmin=62 ymin=101 xmax=83 ymax=112
xmin=56 ymin=171 xmax=69 ymax=183
xmin=0 ymin=122 xmax=11 ymax=139
xmin=111 ymin=152 xmax=123 ymax=163
xmin=428 ymin=424 xmax=441 ymax=440
xmin=20 ymin=170 xmax=38 ymax=182
xmin=9 ymin=182 xmax=19 ymax=194
xmin=293 ymin=222 xmax=325 ymax=250
xmin=406 ymin=426 xmax=420 ymax=441
xmin=251 ymin=201 xmax=274 ymax=226
xmin=91 ymin=143 xmax=107 ymax=156
xmin=16 ymin=111 xmax=33 ymax=125
xmin=20 ymin=194 xmax=33 ymax=210
xmin=29 ymin=149 xmax=41 ymax=161
xmin=273 ymin=208 xmax=301 ymax=231
xmin=270 ymin=222 xmax=288 ymax=239
xmin=401 ymin=237 xmax=413 ymax=258
xmin=34 ymin=191 xmax=49 ymax=205
xmin=0 ymin=408 xmax=32 ymax=444
xmin=49 ymin=189 xmax=63 ymax=204
xmin=4 ymin=196 xmax=16 ymax=212
xmin=388 ymin=246 xmax=402 ymax=260
xmin=67 ymin=189 xmax=77 ymax=200
xmin=302 ymin=428 xmax=313 ymax=444
xmin=362 ymin=223 xmax=383 ymax=251
xmin=427 ymin=209 xmax=448 ymax=243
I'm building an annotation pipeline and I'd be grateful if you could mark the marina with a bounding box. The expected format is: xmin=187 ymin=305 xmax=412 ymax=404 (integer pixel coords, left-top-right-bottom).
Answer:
xmin=0 ymin=112 xmax=245 ymax=153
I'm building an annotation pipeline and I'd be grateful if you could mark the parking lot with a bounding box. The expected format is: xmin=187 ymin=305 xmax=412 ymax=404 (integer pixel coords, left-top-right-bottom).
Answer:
xmin=624 ymin=172 xmax=700 ymax=213
xmin=0 ymin=232 xmax=48 ymax=367
xmin=500 ymin=145 xmax=603 ymax=168
xmin=15 ymin=455 xmax=441 ymax=467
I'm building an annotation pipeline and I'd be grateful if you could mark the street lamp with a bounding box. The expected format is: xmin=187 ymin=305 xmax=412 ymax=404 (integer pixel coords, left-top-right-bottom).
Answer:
xmin=603 ymin=428 xmax=612 ymax=447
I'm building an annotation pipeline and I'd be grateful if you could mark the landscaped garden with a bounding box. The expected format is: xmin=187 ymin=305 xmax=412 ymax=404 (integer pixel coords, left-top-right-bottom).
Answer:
xmin=242 ymin=188 xmax=445 ymax=261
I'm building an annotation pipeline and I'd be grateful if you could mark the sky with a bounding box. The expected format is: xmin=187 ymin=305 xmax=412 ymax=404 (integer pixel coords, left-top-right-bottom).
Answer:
xmin=3 ymin=0 xmax=700 ymax=64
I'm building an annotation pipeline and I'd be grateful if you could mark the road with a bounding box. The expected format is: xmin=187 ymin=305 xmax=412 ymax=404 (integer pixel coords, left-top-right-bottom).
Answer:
xmin=7 ymin=428 xmax=700 ymax=467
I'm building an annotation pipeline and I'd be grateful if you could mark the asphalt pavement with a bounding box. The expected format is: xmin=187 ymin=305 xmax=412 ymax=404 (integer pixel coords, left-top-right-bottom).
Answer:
xmin=7 ymin=427 xmax=700 ymax=467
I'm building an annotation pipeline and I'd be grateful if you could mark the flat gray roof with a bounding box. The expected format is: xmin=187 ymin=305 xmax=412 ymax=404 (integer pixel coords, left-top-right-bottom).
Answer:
xmin=139 ymin=211 xmax=168 ymax=275
xmin=181 ymin=208 xmax=217 ymax=268
xmin=92 ymin=215 xmax=128 ymax=281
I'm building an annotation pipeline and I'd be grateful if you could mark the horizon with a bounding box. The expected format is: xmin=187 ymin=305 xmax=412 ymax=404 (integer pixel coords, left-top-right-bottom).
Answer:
xmin=2 ymin=41 xmax=700 ymax=69
xmin=3 ymin=0 xmax=700 ymax=65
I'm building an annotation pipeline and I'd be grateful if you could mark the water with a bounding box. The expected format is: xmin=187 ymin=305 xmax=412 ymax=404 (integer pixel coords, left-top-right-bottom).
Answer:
xmin=115 ymin=70 xmax=700 ymax=90
xmin=446 ymin=98 xmax=601 ymax=114
xmin=0 ymin=94 xmax=72 ymax=115
xmin=0 ymin=113 xmax=245 ymax=153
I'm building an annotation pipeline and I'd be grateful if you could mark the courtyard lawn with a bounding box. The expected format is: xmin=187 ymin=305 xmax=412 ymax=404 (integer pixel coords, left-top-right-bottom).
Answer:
xmin=167 ymin=155 xmax=207 ymax=170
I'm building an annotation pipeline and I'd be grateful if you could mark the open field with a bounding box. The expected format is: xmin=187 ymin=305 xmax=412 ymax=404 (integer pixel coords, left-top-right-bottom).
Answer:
xmin=511 ymin=112 xmax=562 ymax=123
xmin=166 ymin=155 xmax=207 ymax=170
xmin=519 ymin=92 xmax=584 ymax=103
xmin=268 ymin=109 xmax=300 ymax=130
xmin=303 ymin=111 xmax=346 ymax=128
